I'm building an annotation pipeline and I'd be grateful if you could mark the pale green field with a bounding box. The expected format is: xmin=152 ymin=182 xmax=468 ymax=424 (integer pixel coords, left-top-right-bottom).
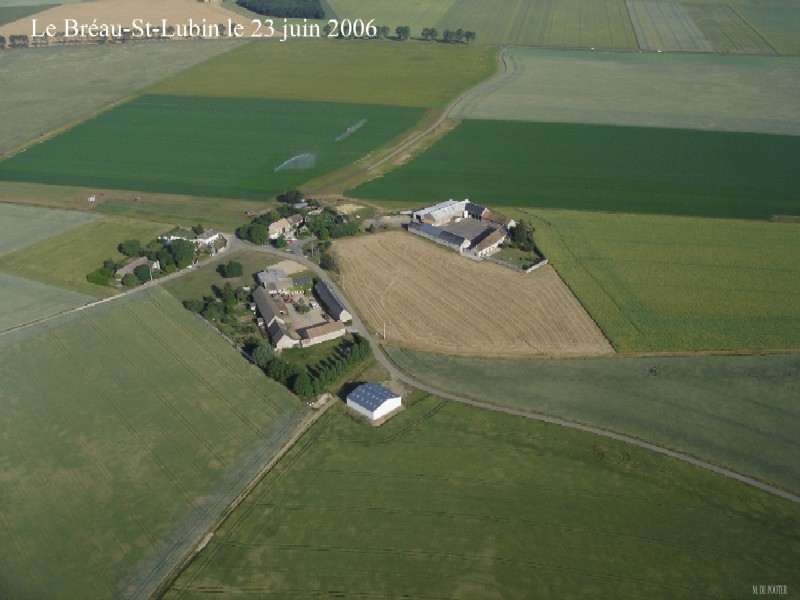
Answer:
xmin=627 ymin=1 xmax=714 ymax=52
xmin=685 ymin=3 xmax=776 ymax=54
xmin=387 ymin=348 xmax=800 ymax=495
xmin=511 ymin=209 xmax=800 ymax=352
xmin=0 ymin=217 xmax=168 ymax=297
xmin=165 ymin=397 xmax=800 ymax=599
xmin=0 ymin=203 xmax=96 ymax=255
xmin=0 ymin=40 xmax=240 ymax=152
xmin=0 ymin=287 xmax=305 ymax=600
xmin=452 ymin=48 xmax=800 ymax=135
xmin=738 ymin=4 xmax=800 ymax=54
xmin=0 ymin=272 xmax=93 ymax=331
xmin=148 ymin=39 xmax=497 ymax=109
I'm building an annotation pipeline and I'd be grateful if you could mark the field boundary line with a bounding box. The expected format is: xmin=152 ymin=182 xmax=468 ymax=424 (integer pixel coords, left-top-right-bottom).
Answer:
xmin=149 ymin=397 xmax=335 ymax=600
xmin=381 ymin=349 xmax=800 ymax=505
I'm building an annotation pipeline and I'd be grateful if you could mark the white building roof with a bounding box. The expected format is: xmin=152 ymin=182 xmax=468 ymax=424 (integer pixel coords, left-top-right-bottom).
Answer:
xmin=347 ymin=383 xmax=399 ymax=412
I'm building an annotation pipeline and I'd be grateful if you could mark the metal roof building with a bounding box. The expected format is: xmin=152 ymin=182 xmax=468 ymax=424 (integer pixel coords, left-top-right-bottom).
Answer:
xmin=346 ymin=383 xmax=402 ymax=421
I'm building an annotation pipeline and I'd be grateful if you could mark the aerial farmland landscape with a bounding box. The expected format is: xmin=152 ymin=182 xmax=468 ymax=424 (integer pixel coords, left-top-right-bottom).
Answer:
xmin=0 ymin=0 xmax=798 ymax=598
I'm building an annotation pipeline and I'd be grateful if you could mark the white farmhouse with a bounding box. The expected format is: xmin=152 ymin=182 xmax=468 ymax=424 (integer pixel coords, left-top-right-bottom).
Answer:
xmin=346 ymin=383 xmax=402 ymax=421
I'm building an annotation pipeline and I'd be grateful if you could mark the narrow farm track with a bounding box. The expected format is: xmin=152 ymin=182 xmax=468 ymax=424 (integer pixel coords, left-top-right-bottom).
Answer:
xmin=304 ymin=46 xmax=510 ymax=197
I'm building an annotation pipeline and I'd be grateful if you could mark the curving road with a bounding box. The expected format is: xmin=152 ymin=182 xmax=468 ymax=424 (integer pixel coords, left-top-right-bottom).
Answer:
xmin=229 ymin=236 xmax=800 ymax=505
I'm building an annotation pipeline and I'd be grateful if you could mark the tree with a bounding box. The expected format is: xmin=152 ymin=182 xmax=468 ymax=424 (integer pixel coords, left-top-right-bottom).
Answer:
xmin=118 ymin=239 xmax=142 ymax=257
xmin=320 ymin=252 xmax=336 ymax=271
xmin=121 ymin=273 xmax=139 ymax=288
xmin=183 ymin=299 xmax=204 ymax=313
xmin=395 ymin=25 xmax=410 ymax=40
xmin=277 ymin=189 xmax=304 ymax=204
xmin=202 ymin=301 xmax=223 ymax=321
xmin=275 ymin=235 xmax=288 ymax=249
xmin=375 ymin=25 xmax=390 ymax=39
xmin=421 ymin=27 xmax=431 ymax=40
xmin=442 ymin=29 xmax=453 ymax=43
xmin=9 ymin=34 xmax=29 ymax=48
xmin=223 ymin=260 xmax=243 ymax=278
xmin=454 ymin=28 xmax=464 ymax=43
xmin=170 ymin=239 xmax=195 ymax=266
xmin=464 ymin=31 xmax=476 ymax=43
xmin=0 ymin=36 xmax=6 ymax=50
xmin=133 ymin=264 xmax=151 ymax=282
xmin=252 ymin=344 xmax=275 ymax=369
xmin=323 ymin=23 xmax=332 ymax=37
xmin=194 ymin=223 xmax=205 ymax=235
xmin=239 ymin=223 xmax=270 ymax=245
xmin=292 ymin=372 xmax=314 ymax=397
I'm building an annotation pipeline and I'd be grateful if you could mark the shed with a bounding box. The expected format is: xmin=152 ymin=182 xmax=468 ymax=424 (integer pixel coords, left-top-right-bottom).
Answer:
xmin=346 ymin=383 xmax=402 ymax=421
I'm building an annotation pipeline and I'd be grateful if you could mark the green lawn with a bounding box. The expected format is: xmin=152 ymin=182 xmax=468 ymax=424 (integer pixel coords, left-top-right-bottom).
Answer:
xmin=0 ymin=40 xmax=240 ymax=153
xmin=351 ymin=120 xmax=800 ymax=220
xmin=164 ymin=396 xmax=800 ymax=599
xmin=0 ymin=272 xmax=93 ymax=331
xmin=0 ymin=216 xmax=168 ymax=297
xmin=0 ymin=203 xmax=97 ymax=255
xmin=147 ymin=39 xmax=497 ymax=110
xmin=452 ymin=48 xmax=800 ymax=136
xmin=0 ymin=95 xmax=426 ymax=200
xmin=163 ymin=250 xmax=278 ymax=303
xmin=516 ymin=209 xmax=800 ymax=352
xmin=387 ymin=348 xmax=800 ymax=496
xmin=0 ymin=287 xmax=305 ymax=600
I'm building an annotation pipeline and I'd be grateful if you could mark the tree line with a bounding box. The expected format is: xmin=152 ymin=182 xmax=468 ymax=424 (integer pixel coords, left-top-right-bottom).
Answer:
xmin=252 ymin=334 xmax=372 ymax=397
xmin=236 ymin=0 xmax=325 ymax=20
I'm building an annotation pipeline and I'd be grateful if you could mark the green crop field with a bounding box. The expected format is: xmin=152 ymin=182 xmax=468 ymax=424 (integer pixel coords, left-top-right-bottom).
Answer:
xmin=0 ymin=95 xmax=425 ymax=200
xmin=684 ymin=3 xmax=776 ymax=54
xmin=0 ymin=4 xmax=54 ymax=25
xmin=626 ymin=1 xmax=714 ymax=52
xmin=0 ymin=287 xmax=305 ymax=600
xmin=0 ymin=203 xmax=97 ymax=255
xmin=0 ymin=41 xmax=240 ymax=153
xmin=0 ymin=216 xmax=167 ymax=297
xmin=0 ymin=272 xmax=93 ymax=331
xmin=164 ymin=397 xmax=800 ymax=598
xmin=738 ymin=4 xmax=800 ymax=54
xmin=352 ymin=120 xmax=800 ymax=220
xmin=387 ymin=348 xmax=800 ymax=495
xmin=148 ymin=39 xmax=496 ymax=109
xmin=452 ymin=48 xmax=800 ymax=136
xmin=516 ymin=209 xmax=800 ymax=352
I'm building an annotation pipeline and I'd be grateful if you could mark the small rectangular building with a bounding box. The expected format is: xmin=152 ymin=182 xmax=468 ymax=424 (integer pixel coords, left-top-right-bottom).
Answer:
xmin=300 ymin=321 xmax=346 ymax=347
xmin=268 ymin=320 xmax=300 ymax=350
xmin=346 ymin=383 xmax=402 ymax=421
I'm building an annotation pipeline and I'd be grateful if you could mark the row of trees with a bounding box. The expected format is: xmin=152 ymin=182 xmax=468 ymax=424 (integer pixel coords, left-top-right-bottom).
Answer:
xmin=252 ymin=334 xmax=371 ymax=397
xmin=237 ymin=0 xmax=324 ymax=19
xmin=420 ymin=28 xmax=476 ymax=43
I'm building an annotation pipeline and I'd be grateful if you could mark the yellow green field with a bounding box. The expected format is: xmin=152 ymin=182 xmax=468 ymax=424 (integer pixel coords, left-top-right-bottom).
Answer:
xmin=0 ymin=287 xmax=305 ymax=600
xmin=148 ymin=39 xmax=497 ymax=109
xmin=0 ymin=217 xmax=168 ymax=297
xmin=0 ymin=203 xmax=97 ymax=255
xmin=516 ymin=209 xmax=800 ymax=352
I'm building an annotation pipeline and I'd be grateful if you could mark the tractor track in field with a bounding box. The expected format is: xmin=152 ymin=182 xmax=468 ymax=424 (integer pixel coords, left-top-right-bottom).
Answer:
xmin=304 ymin=46 xmax=510 ymax=198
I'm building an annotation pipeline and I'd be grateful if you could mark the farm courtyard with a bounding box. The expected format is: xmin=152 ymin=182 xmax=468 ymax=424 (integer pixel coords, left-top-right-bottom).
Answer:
xmin=333 ymin=231 xmax=613 ymax=357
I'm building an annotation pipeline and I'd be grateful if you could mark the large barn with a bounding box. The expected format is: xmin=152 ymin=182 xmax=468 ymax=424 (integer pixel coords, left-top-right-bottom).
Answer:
xmin=346 ymin=383 xmax=402 ymax=421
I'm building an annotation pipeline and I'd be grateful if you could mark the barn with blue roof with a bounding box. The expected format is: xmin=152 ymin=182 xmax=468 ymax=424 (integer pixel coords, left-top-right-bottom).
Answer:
xmin=346 ymin=383 xmax=402 ymax=421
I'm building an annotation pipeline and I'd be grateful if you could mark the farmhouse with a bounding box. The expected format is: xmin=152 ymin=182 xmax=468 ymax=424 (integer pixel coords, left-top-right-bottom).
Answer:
xmin=252 ymin=287 xmax=286 ymax=328
xmin=346 ymin=383 xmax=402 ymax=421
xmin=314 ymin=281 xmax=352 ymax=322
xmin=268 ymin=320 xmax=300 ymax=350
xmin=265 ymin=278 xmax=294 ymax=295
xmin=195 ymin=229 xmax=220 ymax=245
xmin=115 ymin=256 xmax=159 ymax=279
xmin=268 ymin=214 xmax=304 ymax=239
xmin=300 ymin=321 xmax=346 ymax=347
xmin=408 ymin=199 xmax=516 ymax=260
xmin=257 ymin=269 xmax=287 ymax=287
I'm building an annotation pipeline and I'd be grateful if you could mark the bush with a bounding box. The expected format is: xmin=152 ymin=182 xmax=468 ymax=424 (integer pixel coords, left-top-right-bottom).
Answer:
xmin=121 ymin=273 xmax=139 ymax=288
xmin=252 ymin=344 xmax=275 ymax=369
xmin=133 ymin=264 xmax=151 ymax=282
xmin=320 ymin=252 xmax=336 ymax=271
xmin=223 ymin=261 xmax=243 ymax=278
xmin=118 ymin=239 xmax=142 ymax=257
xmin=86 ymin=271 xmax=112 ymax=287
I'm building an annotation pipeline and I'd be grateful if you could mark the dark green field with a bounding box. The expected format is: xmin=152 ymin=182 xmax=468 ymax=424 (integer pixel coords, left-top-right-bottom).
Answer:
xmin=0 ymin=95 xmax=424 ymax=199
xmin=352 ymin=120 xmax=800 ymax=220
xmin=165 ymin=397 xmax=800 ymax=599
xmin=0 ymin=4 xmax=55 ymax=25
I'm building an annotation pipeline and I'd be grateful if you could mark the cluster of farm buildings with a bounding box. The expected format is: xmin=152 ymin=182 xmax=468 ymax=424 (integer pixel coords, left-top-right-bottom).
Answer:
xmin=252 ymin=267 xmax=351 ymax=351
xmin=409 ymin=199 xmax=515 ymax=258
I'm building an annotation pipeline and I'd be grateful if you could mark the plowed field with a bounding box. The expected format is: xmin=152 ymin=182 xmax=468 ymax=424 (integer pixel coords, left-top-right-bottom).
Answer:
xmin=334 ymin=231 xmax=612 ymax=357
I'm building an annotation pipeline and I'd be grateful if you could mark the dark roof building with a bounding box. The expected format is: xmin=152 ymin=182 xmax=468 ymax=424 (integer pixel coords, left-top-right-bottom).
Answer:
xmin=253 ymin=287 xmax=284 ymax=327
xmin=314 ymin=281 xmax=352 ymax=322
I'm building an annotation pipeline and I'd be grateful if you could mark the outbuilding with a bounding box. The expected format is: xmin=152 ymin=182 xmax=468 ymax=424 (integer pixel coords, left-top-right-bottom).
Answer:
xmin=346 ymin=383 xmax=402 ymax=421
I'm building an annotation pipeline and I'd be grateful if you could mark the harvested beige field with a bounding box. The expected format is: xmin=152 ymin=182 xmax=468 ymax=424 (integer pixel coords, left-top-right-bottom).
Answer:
xmin=334 ymin=231 xmax=613 ymax=357
xmin=0 ymin=0 xmax=257 ymax=39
